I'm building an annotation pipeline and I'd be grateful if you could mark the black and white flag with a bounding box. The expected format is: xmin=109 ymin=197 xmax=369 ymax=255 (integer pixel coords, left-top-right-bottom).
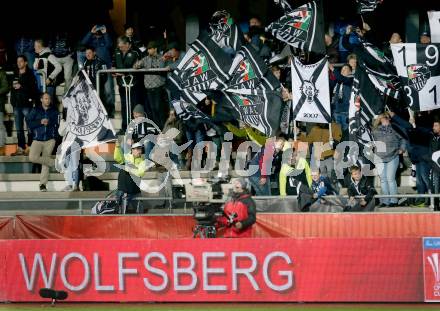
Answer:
xmin=222 ymin=90 xmax=283 ymax=137
xmin=348 ymin=66 xmax=384 ymax=144
xmin=428 ymin=11 xmax=440 ymax=43
xmin=209 ymin=10 xmax=245 ymax=52
xmin=364 ymin=65 xmax=400 ymax=99
xmin=172 ymin=99 xmax=211 ymax=122
xmin=391 ymin=43 xmax=440 ymax=111
xmin=169 ymin=34 xmax=231 ymax=95
xmin=226 ymin=44 xmax=280 ymax=93
xmin=291 ymin=56 xmax=331 ymax=123
xmin=266 ymin=0 xmax=326 ymax=55
xmin=56 ymin=70 xmax=116 ymax=169
xmin=355 ymin=0 xmax=383 ymax=14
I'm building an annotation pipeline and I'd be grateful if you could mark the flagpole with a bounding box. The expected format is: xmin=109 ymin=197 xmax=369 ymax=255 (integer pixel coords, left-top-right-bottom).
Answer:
xmin=294 ymin=120 xmax=297 ymax=141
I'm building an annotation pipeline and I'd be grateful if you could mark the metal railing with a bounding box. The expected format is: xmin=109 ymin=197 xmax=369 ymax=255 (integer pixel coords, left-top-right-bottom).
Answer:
xmin=0 ymin=193 xmax=439 ymax=215
xmin=96 ymin=68 xmax=170 ymax=98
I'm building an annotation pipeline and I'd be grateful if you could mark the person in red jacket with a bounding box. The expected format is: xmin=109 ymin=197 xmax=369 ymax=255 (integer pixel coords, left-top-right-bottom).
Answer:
xmin=217 ymin=178 xmax=257 ymax=238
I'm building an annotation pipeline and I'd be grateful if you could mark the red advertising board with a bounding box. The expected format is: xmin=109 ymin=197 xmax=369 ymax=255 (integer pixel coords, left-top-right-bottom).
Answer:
xmin=423 ymin=237 xmax=440 ymax=302
xmin=0 ymin=238 xmax=424 ymax=302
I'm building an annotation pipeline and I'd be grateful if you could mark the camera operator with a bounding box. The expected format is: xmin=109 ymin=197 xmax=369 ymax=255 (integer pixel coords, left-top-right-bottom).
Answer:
xmin=217 ymin=178 xmax=256 ymax=238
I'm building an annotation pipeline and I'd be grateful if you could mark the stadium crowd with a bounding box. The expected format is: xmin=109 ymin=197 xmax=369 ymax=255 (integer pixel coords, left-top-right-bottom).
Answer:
xmin=0 ymin=2 xmax=439 ymax=213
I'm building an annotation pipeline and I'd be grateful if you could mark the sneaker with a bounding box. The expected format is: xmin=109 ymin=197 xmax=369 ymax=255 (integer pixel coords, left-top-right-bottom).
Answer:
xmin=62 ymin=185 xmax=73 ymax=192
xmin=39 ymin=184 xmax=47 ymax=192
xmin=379 ymin=203 xmax=388 ymax=208
xmin=11 ymin=147 xmax=25 ymax=156
xmin=389 ymin=203 xmax=398 ymax=208
xmin=116 ymin=129 xmax=126 ymax=136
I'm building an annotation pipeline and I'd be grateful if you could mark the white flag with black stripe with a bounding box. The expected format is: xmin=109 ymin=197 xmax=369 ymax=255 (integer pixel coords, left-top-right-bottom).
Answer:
xmin=291 ymin=56 xmax=331 ymax=123
xmin=391 ymin=43 xmax=440 ymax=111
xmin=428 ymin=11 xmax=440 ymax=43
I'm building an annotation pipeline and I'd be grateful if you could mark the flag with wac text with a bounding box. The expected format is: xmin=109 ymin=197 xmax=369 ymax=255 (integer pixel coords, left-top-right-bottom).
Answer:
xmin=168 ymin=33 xmax=231 ymax=94
xmin=391 ymin=43 xmax=440 ymax=111
xmin=226 ymin=44 xmax=280 ymax=94
xmin=291 ymin=56 xmax=331 ymax=123
xmin=209 ymin=10 xmax=245 ymax=52
xmin=266 ymin=0 xmax=326 ymax=55
xmin=222 ymin=90 xmax=283 ymax=137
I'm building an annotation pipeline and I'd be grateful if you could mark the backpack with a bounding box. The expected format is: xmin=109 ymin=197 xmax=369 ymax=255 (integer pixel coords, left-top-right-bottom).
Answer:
xmin=91 ymin=190 xmax=120 ymax=214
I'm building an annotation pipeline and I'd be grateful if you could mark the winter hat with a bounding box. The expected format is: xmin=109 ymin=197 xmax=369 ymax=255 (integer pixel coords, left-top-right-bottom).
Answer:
xmin=133 ymin=104 xmax=145 ymax=115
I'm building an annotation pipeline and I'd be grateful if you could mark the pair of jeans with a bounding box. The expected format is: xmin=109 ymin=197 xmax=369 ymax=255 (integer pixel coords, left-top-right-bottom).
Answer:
xmin=0 ymin=112 xmax=5 ymax=147
xmin=377 ymin=155 xmax=399 ymax=205
xmin=432 ymin=170 xmax=440 ymax=211
xmin=13 ymin=107 xmax=31 ymax=149
xmin=334 ymin=112 xmax=348 ymax=132
xmin=416 ymin=160 xmax=431 ymax=195
xmin=54 ymin=54 xmax=74 ymax=94
xmin=29 ymin=139 xmax=56 ymax=185
xmin=64 ymin=148 xmax=81 ymax=187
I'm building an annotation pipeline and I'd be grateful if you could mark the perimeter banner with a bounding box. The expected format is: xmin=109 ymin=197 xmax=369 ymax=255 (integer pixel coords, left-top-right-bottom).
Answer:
xmin=423 ymin=237 xmax=440 ymax=302
xmin=0 ymin=238 xmax=423 ymax=302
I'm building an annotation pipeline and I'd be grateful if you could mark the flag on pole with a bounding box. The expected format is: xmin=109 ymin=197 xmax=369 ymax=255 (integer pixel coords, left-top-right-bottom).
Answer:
xmin=391 ymin=43 xmax=440 ymax=111
xmin=348 ymin=66 xmax=385 ymax=145
xmin=266 ymin=0 xmax=326 ymax=55
xmin=56 ymin=70 xmax=116 ymax=170
xmin=291 ymin=56 xmax=331 ymax=123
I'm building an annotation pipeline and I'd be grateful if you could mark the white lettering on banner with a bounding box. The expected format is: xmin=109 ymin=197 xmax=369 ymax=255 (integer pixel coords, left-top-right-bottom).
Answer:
xmin=60 ymin=253 xmax=90 ymax=291
xmin=94 ymin=253 xmax=115 ymax=291
xmin=232 ymin=252 xmax=260 ymax=291
xmin=19 ymin=253 xmax=57 ymax=291
xmin=203 ymin=252 xmax=227 ymax=291
xmin=173 ymin=252 xmax=197 ymax=291
xmin=18 ymin=251 xmax=295 ymax=293
xmin=143 ymin=252 xmax=169 ymax=292
xmin=118 ymin=253 xmax=140 ymax=291
xmin=262 ymin=252 xmax=294 ymax=291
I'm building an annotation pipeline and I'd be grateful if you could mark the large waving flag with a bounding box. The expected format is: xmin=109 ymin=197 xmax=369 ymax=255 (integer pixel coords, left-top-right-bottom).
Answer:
xmin=209 ymin=10 xmax=245 ymax=52
xmin=226 ymin=44 xmax=280 ymax=93
xmin=391 ymin=43 xmax=440 ymax=111
xmin=348 ymin=66 xmax=385 ymax=145
xmin=266 ymin=0 xmax=326 ymax=55
xmin=169 ymin=34 xmax=231 ymax=99
xmin=291 ymin=56 xmax=331 ymax=123
xmin=56 ymin=70 xmax=116 ymax=171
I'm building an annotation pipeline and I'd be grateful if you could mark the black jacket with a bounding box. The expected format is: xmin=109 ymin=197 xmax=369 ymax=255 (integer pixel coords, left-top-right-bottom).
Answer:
xmin=10 ymin=68 xmax=38 ymax=108
xmin=83 ymin=56 xmax=107 ymax=88
xmin=347 ymin=176 xmax=376 ymax=202
xmin=114 ymin=48 xmax=139 ymax=87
